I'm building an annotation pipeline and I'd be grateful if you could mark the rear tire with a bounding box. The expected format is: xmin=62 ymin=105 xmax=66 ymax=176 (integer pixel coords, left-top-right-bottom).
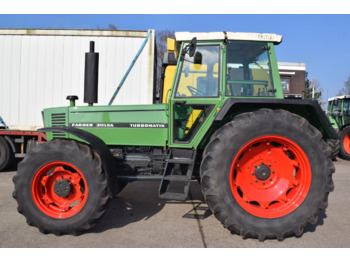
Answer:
xmin=13 ymin=139 xmax=108 ymax=235
xmin=327 ymin=139 xmax=340 ymax=161
xmin=200 ymin=109 xmax=334 ymax=240
xmin=0 ymin=136 xmax=14 ymax=171
xmin=338 ymin=125 xmax=350 ymax=160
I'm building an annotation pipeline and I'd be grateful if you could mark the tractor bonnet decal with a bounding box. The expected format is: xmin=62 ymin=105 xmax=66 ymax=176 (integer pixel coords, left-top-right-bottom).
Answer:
xmin=70 ymin=123 xmax=168 ymax=128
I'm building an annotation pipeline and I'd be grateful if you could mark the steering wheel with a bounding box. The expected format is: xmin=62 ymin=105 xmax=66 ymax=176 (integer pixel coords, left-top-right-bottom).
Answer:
xmin=187 ymin=85 xmax=206 ymax=96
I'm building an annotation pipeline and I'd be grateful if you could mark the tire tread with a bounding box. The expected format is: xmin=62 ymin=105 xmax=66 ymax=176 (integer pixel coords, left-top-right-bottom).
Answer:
xmin=200 ymin=109 xmax=335 ymax=240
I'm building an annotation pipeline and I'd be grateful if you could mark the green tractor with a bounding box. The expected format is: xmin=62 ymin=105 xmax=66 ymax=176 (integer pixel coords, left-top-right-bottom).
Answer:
xmin=13 ymin=31 xmax=336 ymax=241
xmin=327 ymin=95 xmax=350 ymax=160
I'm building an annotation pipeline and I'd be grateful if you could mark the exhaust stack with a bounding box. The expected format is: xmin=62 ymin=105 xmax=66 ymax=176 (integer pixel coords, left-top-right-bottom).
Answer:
xmin=84 ymin=41 xmax=99 ymax=106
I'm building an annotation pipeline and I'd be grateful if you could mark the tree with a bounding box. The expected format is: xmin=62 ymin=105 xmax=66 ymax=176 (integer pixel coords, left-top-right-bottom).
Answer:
xmin=108 ymin=24 xmax=117 ymax=30
xmin=96 ymin=24 xmax=117 ymax=30
xmin=345 ymin=75 xmax=350 ymax=94
xmin=303 ymin=71 xmax=324 ymax=107
xmin=336 ymin=74 xmax=350 ymax=96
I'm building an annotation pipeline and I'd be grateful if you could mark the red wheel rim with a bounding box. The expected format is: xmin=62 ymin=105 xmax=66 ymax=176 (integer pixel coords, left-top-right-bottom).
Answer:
xmin=31 ymin=161 xmax=88 ymax=219
xmin=230 ymin=135 xmax=312 ymax=218
xmin=343 ymin=133 xmax=350 ymax=154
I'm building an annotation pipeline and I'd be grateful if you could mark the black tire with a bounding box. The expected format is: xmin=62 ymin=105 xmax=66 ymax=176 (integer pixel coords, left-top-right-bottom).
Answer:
xmin=338 ymin=125 xmax=350 ymax=160
xmin=0 ymin=136 xmax=14 ymax=171
xmin=13 ymin=139 xmax=108 ymax=235
xmin=200 ymin=109 xmax=334 ymax=240
xmin=327 ymin=138 xmax=340 ymax=161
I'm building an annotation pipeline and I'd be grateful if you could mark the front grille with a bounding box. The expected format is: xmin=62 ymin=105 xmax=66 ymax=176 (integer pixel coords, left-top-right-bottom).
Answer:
xmin=51 ymin=113 xmax=66 ymax=126
xmin=51 ymin=113 xmax=67 ymax=138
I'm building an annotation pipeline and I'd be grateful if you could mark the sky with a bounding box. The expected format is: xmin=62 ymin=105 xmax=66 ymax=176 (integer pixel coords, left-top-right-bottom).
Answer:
xmin=1 ymin=2 xmax=350 ymax=102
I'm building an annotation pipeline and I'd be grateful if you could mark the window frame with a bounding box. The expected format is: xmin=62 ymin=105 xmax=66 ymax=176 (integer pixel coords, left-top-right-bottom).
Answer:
xmin=174 ymin=44 xmax=221 ymax=99
xmin=225 ymin=41 xmax=276 ymax=98
xmin=280 ymin=76 xmax=291 ymax=94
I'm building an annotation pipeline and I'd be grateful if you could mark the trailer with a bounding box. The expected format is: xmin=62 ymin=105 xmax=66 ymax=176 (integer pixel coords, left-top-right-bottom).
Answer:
xmin=0 ymin=29 xmax=156 ymax=171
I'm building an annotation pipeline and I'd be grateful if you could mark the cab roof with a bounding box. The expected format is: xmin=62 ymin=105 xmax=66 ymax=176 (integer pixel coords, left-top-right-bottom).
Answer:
xmin=175 ymin=31 xmax=283 ymax=44
xmin=328 ymin=95 xmax=350 ymax=101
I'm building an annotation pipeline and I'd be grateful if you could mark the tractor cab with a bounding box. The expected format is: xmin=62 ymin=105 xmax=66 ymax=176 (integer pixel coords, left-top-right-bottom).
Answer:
xmin=162 ymin=31 xmax=283 ymax=102
xmin=163 ymin=32 xmax=284 ymax=147
xmin=327 ymin=95 xmax=350 ymax=129
xmin=327 ymin=95 xmax=350 ymax=160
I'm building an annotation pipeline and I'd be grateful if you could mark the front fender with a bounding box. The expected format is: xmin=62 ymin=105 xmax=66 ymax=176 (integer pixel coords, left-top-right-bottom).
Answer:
xmin=38 ymin=126 xmax=118 ymax=198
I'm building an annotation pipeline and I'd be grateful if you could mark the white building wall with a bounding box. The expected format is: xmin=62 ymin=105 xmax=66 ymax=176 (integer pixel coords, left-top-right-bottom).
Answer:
xmin=0 ymin=29 xmax=155 ymax=130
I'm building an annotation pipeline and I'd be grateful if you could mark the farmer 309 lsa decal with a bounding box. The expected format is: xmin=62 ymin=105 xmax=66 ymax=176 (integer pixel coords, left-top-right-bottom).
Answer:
xmin=70 ymin=123 xmax=168 ymax=128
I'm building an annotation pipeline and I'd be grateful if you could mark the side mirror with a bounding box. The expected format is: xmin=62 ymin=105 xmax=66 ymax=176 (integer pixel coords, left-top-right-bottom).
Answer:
xmin=181 ymin=37 xmax=197 ymax=61
xmin=194 ymin=52 xmax=202 ymax=64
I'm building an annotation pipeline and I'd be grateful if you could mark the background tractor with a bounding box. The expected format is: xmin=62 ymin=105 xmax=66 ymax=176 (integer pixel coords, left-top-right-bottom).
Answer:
xmin=13 ymin=31 xmax=336 ymax=241
xmin=327 ymin=95 xmax=350 ymax=160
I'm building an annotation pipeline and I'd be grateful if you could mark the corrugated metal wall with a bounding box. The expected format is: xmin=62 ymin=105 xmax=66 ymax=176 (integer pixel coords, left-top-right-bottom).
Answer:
xmin=0 ymin=29 xmax=155 ymax=130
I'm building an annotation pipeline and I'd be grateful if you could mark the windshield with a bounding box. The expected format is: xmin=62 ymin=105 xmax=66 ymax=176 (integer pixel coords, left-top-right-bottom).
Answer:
xmin=226 ymin=42 xmax=275 ymax=97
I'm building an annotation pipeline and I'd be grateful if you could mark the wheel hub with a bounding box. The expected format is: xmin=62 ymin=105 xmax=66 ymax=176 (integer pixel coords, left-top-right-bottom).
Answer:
xmin=31 ymin=161 xmax=88 ymax=219
xmin=254 ymin=164 xmax=271 ymax=181
xmin=53 ymin=179 xmax=71 ymax=197
xmin=230 ymin=136 xmax=312 ymax=218
xmin=344 ymin=133 xmax=350 ymax=154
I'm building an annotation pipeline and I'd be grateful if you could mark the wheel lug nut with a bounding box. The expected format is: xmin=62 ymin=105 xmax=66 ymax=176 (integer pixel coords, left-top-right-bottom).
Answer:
xmin=269 ymin=178 xmax=272 ymax=181
xmin=262 ymin=182 xmax=265 ymax=185
xmin=261 ymin=161 xmax=264 ymax=164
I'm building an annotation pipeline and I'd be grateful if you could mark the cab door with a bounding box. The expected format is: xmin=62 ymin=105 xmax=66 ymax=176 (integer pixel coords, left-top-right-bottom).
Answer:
xmin=331 ymin=99 xmax=344 ymax=127
xmin=168 ymin=43 xmax=224 ymax=148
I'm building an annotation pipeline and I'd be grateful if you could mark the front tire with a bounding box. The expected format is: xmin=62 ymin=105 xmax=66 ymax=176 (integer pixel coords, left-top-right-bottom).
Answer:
xmin=13 ymin=139 xmax=108 ymax=235
xmin=200 ymin=109 xmax=334 ymax=240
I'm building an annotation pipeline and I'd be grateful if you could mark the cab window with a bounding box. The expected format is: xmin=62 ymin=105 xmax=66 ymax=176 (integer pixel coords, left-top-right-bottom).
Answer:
xmin=344 ymin=99 xmax=350 ymax=116
xmin=175 ymin=45 xmax=220 ymax=98
xmin=226 ymin=42 xmax=275 ymax=97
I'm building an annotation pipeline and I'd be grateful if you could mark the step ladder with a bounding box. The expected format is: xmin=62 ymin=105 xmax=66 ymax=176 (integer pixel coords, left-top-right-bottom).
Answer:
xmin=158 ymin=148 xmax=196 ymax=200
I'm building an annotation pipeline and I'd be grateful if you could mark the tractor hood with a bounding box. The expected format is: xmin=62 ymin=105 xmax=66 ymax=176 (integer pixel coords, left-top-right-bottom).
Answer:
xmin=43 ymin=104 xmax=169 ymax=147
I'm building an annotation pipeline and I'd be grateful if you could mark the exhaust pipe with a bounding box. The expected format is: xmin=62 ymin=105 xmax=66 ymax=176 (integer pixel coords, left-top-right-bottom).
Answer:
xmin=84 ymin=41 xmax=99 ymax=106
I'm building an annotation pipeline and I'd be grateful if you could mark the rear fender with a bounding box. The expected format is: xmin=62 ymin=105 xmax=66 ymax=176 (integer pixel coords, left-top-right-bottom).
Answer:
xmin=215 ymin=98 xmax=338 ymax=139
